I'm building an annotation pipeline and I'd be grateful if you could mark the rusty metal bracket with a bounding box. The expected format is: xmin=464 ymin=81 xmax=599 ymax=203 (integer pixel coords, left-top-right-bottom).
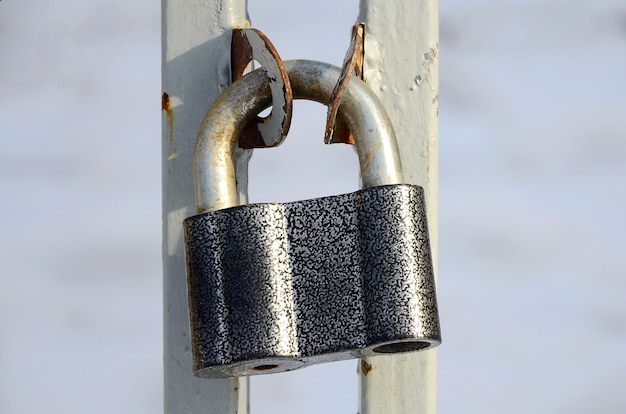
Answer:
xmin=231 ymin=28 xmax=293 ymax=149
xmin=324 ymin=23 xmax=365 ymax=145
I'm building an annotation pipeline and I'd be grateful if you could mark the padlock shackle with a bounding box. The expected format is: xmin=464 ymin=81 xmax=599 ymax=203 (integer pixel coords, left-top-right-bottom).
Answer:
xmin=194 ymin=59 xmax=404 ymax=213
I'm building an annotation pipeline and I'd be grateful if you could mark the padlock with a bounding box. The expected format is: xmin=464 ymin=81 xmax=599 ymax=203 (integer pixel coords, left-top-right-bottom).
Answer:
xmin=184 ymin=60 xmax=441 ymax=378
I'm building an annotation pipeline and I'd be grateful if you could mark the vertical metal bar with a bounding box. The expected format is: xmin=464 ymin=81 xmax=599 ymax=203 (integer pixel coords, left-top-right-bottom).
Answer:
xmin=357 ymin=1 xmax=439 ymax=413
xmin=161 ymin=1 xmax=250 ymax=412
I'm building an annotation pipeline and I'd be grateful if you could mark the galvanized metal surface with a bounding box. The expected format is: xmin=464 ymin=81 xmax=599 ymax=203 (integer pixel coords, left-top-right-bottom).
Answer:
xmin=184 ymin=184 xmax=440 ymax=378
xmin=194 ymin=59 xmax=403 ymax=214
xmin=357 ymin=0 xmax=440 ymax=413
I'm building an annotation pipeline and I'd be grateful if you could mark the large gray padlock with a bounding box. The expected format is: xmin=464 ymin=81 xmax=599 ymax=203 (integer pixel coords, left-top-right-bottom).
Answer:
xmin=184 ymin=60 xmax=441 ymax=378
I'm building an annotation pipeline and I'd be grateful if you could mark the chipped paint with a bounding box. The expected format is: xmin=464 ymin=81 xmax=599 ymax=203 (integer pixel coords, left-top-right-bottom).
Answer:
xmin=424 ymin=47 xmax=437 ymax=64
xmin=231 ymin=28 xmax=292 ymax=148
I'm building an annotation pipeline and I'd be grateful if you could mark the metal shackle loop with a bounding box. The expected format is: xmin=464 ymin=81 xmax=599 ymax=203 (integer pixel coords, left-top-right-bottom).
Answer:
xmin=194 ymin=59 xmax=404 ymax=213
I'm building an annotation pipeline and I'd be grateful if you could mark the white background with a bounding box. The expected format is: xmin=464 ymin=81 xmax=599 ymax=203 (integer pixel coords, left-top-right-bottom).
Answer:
xmin=1 ymin=0 xmax=625 ymax=413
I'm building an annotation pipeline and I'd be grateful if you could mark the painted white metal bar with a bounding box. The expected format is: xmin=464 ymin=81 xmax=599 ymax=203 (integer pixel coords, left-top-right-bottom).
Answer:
xmin=357 ymin=1 xmax=440 ymax=413
xmin=161 ymin=1 xmax=250 ymax=413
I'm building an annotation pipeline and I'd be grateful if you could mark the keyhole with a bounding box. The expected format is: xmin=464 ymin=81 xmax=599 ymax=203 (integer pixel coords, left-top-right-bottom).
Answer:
xmin=253 ymin=364 xmax=279 ymax=371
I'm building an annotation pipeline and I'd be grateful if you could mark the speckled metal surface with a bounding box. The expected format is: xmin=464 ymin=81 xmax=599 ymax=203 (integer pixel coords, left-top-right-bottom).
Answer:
xmin=184 ymin=184 xmax=440 ymax=378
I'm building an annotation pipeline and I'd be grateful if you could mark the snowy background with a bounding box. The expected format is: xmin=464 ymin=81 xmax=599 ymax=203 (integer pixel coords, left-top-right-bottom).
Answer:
xmin=1 ymin=0 xmax=625 ymax=413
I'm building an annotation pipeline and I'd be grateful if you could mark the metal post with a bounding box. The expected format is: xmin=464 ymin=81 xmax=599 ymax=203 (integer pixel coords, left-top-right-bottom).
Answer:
xmin=161 ymin=1 xmax=250 ymax=412
xmin=357 ymin=1 xmax=440 ymax=413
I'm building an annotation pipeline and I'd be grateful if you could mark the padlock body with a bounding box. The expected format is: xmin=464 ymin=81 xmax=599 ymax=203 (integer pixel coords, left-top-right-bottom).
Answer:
xmin=184 ymin=184 xmax=440 ymax=378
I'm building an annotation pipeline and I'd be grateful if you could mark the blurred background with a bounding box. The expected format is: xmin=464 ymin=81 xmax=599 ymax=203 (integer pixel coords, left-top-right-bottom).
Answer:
xmin=1 ymin=0 xmax=625 ymax=413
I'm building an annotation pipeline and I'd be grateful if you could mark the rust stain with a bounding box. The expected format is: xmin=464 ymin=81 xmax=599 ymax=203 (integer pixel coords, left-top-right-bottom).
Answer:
xmin=361 ymin=142 xmax=382 ymax=173
xmin=361 ymin=359 xmax=373 ymax=376
xmin=162 ymin=92 xmax=171 ymax=111
xmin=231 ymin=28 xmax=293 ymax=149
xmin=325 ymin=23 xmax=364 ymax=145
xmin=162 ymin=92 xmax=176 ymax=158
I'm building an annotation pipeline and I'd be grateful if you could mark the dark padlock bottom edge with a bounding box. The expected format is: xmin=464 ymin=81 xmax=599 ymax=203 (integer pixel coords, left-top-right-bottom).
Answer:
xmin=194 ymin=357 xmax=307 ymax=378
xmin=364 ymin=337 xmax=440 ymax=356
xmin=193 ymin=338 xmax=441 ymax=378
xmin=372 ymin=340 xmax=431 ymax=354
